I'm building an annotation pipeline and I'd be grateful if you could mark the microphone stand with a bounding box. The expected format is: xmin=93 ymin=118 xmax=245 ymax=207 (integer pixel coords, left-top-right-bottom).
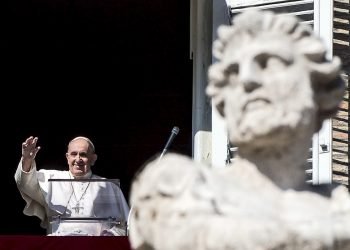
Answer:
xmin=127 ymin=126 xmax=180 ymax=236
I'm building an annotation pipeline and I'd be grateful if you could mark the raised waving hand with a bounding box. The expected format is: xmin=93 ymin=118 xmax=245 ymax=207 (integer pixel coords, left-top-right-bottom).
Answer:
xmin=21 ymin=136 xmax=41 ymax=172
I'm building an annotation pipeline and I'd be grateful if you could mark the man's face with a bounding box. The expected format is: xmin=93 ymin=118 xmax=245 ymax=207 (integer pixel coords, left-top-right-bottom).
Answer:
xmin=222 ymin=35 xmax=316 ymax=147
xmin=66 ymin=139 xmax=96 ymax=178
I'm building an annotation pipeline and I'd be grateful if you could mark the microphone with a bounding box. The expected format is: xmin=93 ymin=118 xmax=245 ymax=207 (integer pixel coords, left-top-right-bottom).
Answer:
xmin=127 ymin=127 xmax=180 ymax=236
xmin=159 ymin=126 xmax=180 ymax=160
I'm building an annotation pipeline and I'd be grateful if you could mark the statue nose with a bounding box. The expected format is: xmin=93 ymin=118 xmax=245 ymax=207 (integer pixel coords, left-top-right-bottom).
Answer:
xmin=242 ymin=79 xmax=261 ymax=92
xmin=239 ymin=61 xmax=262 ymax=92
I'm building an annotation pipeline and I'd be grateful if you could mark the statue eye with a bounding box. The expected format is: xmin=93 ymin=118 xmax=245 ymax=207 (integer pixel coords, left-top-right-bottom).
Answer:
xmin=255 ymin=53 xmax=269 ymax=69
xmin=256 ymin=53 xmax=292 ymax=69
xmin=266 ymin=57 xmax=290 ymax=70
xmin=225 ymin=63 xmax=239 ymax=75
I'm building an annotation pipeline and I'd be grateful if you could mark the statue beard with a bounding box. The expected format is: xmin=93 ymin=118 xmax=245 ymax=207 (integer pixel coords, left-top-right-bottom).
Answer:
xmin=227 ymin=105 xmax=316 ymax=149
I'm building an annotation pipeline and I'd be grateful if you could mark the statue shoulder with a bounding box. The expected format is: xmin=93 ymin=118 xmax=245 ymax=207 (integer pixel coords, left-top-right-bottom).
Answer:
xmin=131 ymin=153 xmax=204 ymax=198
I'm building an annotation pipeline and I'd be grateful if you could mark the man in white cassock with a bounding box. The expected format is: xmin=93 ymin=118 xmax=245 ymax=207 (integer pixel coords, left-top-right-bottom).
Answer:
xmin=15 ymin=136 xmax=130 ymax=236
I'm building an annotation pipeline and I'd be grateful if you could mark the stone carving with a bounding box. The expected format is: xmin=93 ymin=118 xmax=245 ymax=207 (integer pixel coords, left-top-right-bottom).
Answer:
xmin=129 ymin=10 xmax=347 ymax=250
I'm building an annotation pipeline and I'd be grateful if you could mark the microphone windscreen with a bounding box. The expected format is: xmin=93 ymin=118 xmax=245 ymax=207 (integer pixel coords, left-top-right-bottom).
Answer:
xmin=172 ymin=126 xmax=180 ymax=135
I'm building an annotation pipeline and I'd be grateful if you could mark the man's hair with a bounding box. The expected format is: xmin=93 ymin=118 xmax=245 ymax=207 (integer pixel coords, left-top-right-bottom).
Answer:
xmin=69 ymin=136 xmax=96 ymax=153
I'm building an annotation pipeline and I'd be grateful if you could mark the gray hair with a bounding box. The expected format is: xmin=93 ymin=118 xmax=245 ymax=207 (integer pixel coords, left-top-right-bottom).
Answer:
xmin=69 ymin=136 xmax=96 ymax=153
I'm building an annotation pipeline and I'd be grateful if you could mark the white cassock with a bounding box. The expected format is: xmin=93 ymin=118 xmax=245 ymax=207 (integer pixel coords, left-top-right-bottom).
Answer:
xmin=15 ymin=160 xmax=130 ymax=236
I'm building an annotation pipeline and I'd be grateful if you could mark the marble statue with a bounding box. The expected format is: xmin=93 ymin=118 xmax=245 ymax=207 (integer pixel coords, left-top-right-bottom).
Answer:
xmin=128 ymin=10 xmax=347 ymax=250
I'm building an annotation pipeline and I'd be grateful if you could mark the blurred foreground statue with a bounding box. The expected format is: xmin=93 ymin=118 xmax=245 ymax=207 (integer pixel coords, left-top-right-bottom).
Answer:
xmin=129 ymin=10 xmax=347 ymax=250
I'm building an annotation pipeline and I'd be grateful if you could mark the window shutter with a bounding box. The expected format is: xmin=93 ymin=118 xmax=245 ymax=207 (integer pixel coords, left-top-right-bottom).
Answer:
xmin=226 ymin=0 xmax=314 ymax=25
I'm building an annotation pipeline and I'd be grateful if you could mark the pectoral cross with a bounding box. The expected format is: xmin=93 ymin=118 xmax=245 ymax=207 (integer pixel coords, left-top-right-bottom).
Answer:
xmin=72 ymin=202 xmax=84 ymax=214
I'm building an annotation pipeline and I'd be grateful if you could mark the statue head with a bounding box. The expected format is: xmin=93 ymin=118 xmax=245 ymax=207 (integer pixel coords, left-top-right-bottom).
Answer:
xmin=207 ymin=10 xmax=345 ymax=148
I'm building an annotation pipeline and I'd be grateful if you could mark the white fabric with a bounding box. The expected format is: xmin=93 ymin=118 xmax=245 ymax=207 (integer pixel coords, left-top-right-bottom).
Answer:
xmin=15 ymin=159 xmax=130 ymax=236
